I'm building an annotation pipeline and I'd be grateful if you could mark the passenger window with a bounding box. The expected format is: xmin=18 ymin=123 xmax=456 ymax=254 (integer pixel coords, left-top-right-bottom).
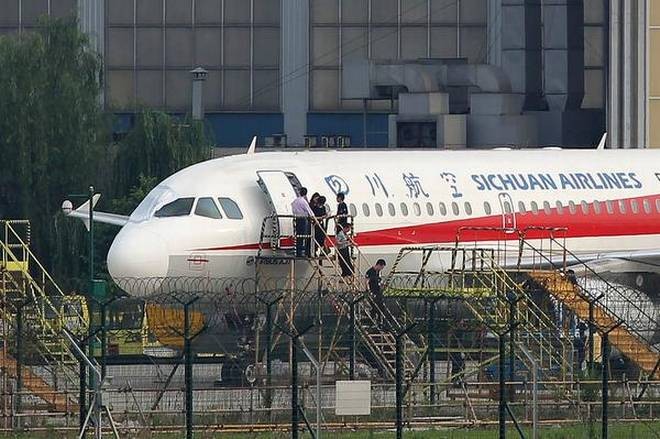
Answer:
xmin=464 ymin=202 xmax=472 ymax=215
xmin=568 ymin=201 xmax=577 ymax=214
xmin=413 ymin=202 xmax=421 ymax=216
xmin=643 ymin=199 xmax=651 ymax=214
xmin=438 ymin=202 xmax=447 ymax=216
xmin=194 ymin=197 xmax=222 ymax=219
xmin=518 ymin=201 xmax=527 ymax=214
xmin=426 ymin=202 xmax=434 ymax=216
xmin=362 ymin=203 xmax=371 ymax=217
xmin=349 ymin=203 xmax=358 ymax=217
xmin=555 ymin=201 xmax=564 ymax=215
xmin=580 ymin=201 xmax=589 ymax=215
xmin=531 ymin=201 xmax=539 ymax=215
xmin=543 ymin=201 xmax=551 ymax=215
xmin=593 ymin=200 xmax=601 ymax=214
xmin=154 ymin=198 xmax=195 ymax=217
xmin=400 ymin=203 xmax=409 ymax=216
xmin=375 ymin=203 xmax=383 ymax=217
xmin=217 ymin=197 xmax=243 ymax=219
xmin=618 ymin=200 xmax=626 ymax=214
xmin=631 ymin=199 xmax=639 ymax=214
xmin=388 ymin=203 xmax=396 ymax=216
xmin=656 ymin=198 xmax=660 ymax=213
xmin=504 ymin=201 xmax=512 ymax=214
xmin=451 ymin=202 xmax=459 ymax=216
xmin=606 ymin=200 xmax=614 ymax=214
xmin=484 ymin=202 xmax=492 ymax=215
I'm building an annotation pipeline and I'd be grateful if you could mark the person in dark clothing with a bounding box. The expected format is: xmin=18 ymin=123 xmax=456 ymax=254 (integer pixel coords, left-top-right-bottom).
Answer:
xmin=336 ymin=223 xmax=354 ymax=277
xmin=366 ymin=259 xmax=386 ymax=317
xmin=311 ymin=195 xmax=328 ymax=255
xmin=336 ymin=192 xmax=348 ymax=228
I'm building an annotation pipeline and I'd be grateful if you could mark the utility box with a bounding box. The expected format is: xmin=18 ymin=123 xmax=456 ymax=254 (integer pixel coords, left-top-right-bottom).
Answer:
xmin=335 ymin=380 xmax=371 ymax=416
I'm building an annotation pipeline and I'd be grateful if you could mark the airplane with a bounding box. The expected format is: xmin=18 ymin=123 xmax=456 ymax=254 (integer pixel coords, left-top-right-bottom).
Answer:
xmin=62 ymin=135 xmax=660 ymax=299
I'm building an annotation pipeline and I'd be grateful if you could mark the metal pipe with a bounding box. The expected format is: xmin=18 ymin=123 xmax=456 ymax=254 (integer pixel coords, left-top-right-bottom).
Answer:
xmin=349 ymin=300 xmax=355 ymax=380
xmin=291 ymin=333 xmax=299 ymax=439
xmin=15 ymin=303 xmax=22 ymax=424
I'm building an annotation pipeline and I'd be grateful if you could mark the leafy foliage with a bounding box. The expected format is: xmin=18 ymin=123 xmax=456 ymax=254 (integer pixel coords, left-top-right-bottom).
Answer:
xmin=0 ymin=18 xmax=212 ymax=291
xmin=0 ymin=16 xmax=105 ymax=285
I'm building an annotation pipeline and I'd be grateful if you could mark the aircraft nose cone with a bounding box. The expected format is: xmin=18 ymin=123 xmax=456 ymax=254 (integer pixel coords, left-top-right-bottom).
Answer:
xmin=107 ymin=227 xmax=168 ymax=291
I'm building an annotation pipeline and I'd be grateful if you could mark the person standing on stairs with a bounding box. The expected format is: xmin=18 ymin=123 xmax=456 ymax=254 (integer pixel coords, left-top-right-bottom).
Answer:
xmin=336 ymin=223 xmax=354 ymax=278
xmin=291 ymin=187 xmax=314 ymax=257
xmin=366 ymin=259 xmax=387 ymax=319
xmin=336 ymin=192 xmax=348 ymax=228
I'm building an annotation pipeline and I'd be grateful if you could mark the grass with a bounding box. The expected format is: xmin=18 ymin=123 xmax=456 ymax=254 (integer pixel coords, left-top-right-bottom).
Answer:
xmin=0 ymin=422 xmax=658 ymax=438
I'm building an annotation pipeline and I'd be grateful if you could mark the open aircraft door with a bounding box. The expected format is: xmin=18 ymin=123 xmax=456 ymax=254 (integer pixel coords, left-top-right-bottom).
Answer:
xmin=256 ymin=171 xmax=301 ymax=250
xmin=497 ymin=192 xmax=517 ymax=232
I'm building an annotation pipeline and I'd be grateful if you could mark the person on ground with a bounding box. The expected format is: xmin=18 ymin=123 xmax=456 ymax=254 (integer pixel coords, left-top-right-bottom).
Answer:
xmin=291 ymin=187 xmax=314 ymax=257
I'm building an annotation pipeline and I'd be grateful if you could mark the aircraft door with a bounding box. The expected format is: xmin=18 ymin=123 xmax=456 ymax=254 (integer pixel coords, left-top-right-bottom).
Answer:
xmin=256 ymin=170 xmax=300 ymax=249
xmin=497 ymin=192 xmax=517 ymax=231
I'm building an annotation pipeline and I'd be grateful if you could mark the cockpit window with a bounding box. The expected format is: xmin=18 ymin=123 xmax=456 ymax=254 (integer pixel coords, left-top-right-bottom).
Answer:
xmin=195 ymin=197 xmax=222 ymax=219
xmin=217 ymin=198 xmax=243 ymax=219
xmin=130 ymin=185 xmax=177 ymax=222
xmin=154 ymin=198 xmax=194 ymax=217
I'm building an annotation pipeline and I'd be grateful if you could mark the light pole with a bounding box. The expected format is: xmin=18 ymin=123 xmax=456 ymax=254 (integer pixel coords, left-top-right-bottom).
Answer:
xmin=64 ymin=185 xmax=97 ymax=431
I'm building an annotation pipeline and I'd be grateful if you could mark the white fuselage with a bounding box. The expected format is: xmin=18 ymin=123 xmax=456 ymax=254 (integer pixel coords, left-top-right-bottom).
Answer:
xmin=107 ymin=149 xmax=660 ymax=296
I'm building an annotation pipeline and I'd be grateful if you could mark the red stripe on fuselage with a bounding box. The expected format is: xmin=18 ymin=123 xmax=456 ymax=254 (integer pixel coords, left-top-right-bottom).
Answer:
xmin=193 ymin=194 xmax=660 ymax=251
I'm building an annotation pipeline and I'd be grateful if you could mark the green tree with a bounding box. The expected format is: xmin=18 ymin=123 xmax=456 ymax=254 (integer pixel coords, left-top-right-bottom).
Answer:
xmin=0 ymin=16 xmax=107 ymax=288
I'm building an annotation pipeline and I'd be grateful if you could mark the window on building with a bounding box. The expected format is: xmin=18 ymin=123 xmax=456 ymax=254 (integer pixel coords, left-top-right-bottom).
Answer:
xmin=194 ymin=197 xmax=222 ymax=219
xmin=643 ymin=199 xmax=652 ymax=214
xmin=400 ymin=203 xmax=409 ymax=216
xmin=518 ymin=201 xmax=527 ymax=214
xmin=388 ymin=202 xmax=396 ymax=216
xmin=484 ymin=201 xmax=492 ymax=215
xmin=349 ymin=203 xmax=358 ymax=217
xmin=631 ymin=199 xmax=639 ymax=214
xmin=581 ymin=201 xmax=589 ymax=215
xmin=413 ymin=202 xmax=421 ymax=216
xmin=530 ymin=201 xmax=539 ymax=215
xmin=568 ymin=201 xmax=577 ymax=214
xmin=543 ymin=201 xmax=551 ymax=215
xmin=154 ymin=198 xmax=194 ymax=217
xmin=464 ymin=202 xmax=473 ymax=216
xmin=555 ymin=201 xmax=564 ymax=215
xmin=617 ymin=200 xmax=626 ymax=214
xmin=375 ymin=203 xmax=383 ymax=217
xmin=452 ymin=202 xmax=459 ymax=216
xmin=217 ymin=197 xmax=243 ymax=219
xmin=362 ymin=203 xmax=371 ymax=217
xmin=426 ymin=202 xmax=434 ymax=216
xmin=439 ymin=202 xmax=447 ymax=216
xmin=606 ymin=200 xmax=614 ymax=214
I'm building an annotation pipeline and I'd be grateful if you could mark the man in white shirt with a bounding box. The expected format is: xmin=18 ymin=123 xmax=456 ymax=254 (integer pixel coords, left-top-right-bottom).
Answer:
xmin=291 ymin=187 xmax=314 ymax=257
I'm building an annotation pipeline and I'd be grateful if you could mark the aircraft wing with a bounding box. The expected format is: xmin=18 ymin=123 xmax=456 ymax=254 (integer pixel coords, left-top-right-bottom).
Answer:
xmin=575 ymin=250 xmax=660 ymax=274
xmin=62 ymin=194 xmax=129 ymax=229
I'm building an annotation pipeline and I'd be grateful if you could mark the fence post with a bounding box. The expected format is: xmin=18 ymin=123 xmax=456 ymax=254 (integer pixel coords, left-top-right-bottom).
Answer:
xmin=395 ymin=323 xmax=416 ymax=439
xmin=499 ymin=331 xmax=506 ymax=439
xmin=601 ymin=331 xmax=610 ymax=439
xmin=349 ymin=299 xmax=356 ymax=380
xmin=427 ymin=300 xmax=436 ymax=405
xmin=14 ymin=302 xmax=22 ymax=427
xmin=588 ymin=301 xmax=595 ymax=372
